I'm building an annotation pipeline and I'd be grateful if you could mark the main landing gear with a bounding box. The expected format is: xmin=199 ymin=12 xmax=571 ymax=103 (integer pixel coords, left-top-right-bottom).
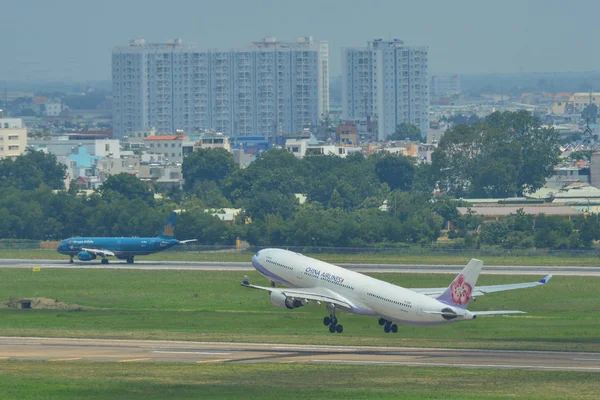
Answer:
xmin=323 ymin=315 xmax=343 ymax=333
xmin=126 ymin=256 xmax=134 ymax=264
xmin=323 ymin=304 xmax=343 ymax=333
xmin=101 ymin=258 xmax=109 ymax=265
xmin=69 ymin=256 xmax=74 ymax=264
xmin=378 ymin=317 xmax=398 ymax=333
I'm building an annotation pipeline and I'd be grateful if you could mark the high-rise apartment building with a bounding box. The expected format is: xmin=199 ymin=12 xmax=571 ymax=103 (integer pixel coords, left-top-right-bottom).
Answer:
xmin=431 ymin=74 xmax=461 ymax=97
xmin=342 ymin=39 xmax=429 ymax=141
xmin=112 ymin=37 xmax=326 ymax=139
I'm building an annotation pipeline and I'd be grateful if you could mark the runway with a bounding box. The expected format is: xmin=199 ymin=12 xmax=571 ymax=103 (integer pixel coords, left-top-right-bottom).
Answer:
xmin=0 ymin=337 xmax=598 ymax=371
xmin=0 ymin=258 xmax=599 ymax=276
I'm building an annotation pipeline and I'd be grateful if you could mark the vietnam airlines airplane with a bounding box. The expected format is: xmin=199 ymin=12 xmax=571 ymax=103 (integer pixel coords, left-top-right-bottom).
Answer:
xmin=243 ymin=248 xmax=552 ymax=334
xmin=56 ymin=211 xmax=196 ymax=264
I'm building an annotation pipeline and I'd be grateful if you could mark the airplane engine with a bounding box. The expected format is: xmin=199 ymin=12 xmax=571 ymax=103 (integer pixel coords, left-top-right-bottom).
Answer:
xmin=269 ymin=291 xmax=304 ymax=310
xmin=77 ymin=251 xmax=96 ymax=261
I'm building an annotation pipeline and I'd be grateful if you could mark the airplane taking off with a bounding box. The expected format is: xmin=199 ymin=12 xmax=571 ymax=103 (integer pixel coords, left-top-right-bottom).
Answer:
xmin=243 ymin=249 xmax=552 ymax=334
xmin=56 ymin=211 xmax=196 ymax=264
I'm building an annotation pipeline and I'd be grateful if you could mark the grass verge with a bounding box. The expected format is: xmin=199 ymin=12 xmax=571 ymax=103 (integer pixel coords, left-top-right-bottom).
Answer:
xmin=0 ymin=269 xmax=598 ymax=351
xmin=1 ymin=361 xmax=599 ymax=400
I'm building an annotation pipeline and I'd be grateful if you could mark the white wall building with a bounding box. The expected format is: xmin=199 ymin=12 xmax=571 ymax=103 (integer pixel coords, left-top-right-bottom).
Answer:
xmin=342 ymin=39 xmax=429 ymax=141
xmin=0 ymin=117 xmax=27 ymax=158
xmin=113 ymin=37 xmax=327 ymax=139
xmin=144 ymin=134 xmax=189 ymax=163
xmin=41 ymin=101 xmax=63 ymax=117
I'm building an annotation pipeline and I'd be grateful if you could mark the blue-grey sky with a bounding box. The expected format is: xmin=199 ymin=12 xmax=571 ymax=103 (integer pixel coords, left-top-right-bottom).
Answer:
xmin=0 ymin=0 xmax=596 ymax=82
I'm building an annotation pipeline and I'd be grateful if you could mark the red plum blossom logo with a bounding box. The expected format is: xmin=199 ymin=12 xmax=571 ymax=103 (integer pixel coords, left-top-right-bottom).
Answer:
xmin=450 ymin=274 xmax=472 ymax=305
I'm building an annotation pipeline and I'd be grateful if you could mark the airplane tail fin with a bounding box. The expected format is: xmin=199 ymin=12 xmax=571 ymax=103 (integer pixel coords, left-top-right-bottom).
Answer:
xmin=157 ymin=211 xmax=177 ymax=239
xmin=437 ymin=258 xmax=483 ymax=309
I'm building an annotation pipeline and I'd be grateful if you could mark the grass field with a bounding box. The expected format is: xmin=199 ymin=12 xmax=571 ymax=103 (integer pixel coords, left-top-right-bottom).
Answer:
xmin=3 ymin=248 xmax=600 ymax=266
xmin=0 ymin=268 xmax=598 ymax=351
xmin=0 ymin=361 xmax=598 ymax=400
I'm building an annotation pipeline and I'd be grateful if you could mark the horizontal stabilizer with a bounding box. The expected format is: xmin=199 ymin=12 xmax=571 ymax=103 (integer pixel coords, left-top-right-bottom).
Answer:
xmin=472 ymin=310 xmax=525 ymax=316
xmin=178 ymin=239 xmax=198 ymax=244
xmin=412 ymin=274 xmax=553 ymax=297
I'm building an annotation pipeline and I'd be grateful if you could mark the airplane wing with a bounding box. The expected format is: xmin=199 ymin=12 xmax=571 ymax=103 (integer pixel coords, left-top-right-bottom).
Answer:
xmin=178 ymin=239 xmax=198 ymax=244
xmin=80 ymin=248 xmax=116 ymax=257
xmin=410 ymin=275 xmax=552 ymax=297
xmin=241 ymin=279 xmax=354 ymax=310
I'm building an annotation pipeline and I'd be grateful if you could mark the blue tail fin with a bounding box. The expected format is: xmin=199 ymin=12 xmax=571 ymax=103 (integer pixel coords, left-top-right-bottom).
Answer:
xmin=437 ymin=258 xmax=483 ymax=309
xmin=157 ymin=211 xmax=177 ymax=239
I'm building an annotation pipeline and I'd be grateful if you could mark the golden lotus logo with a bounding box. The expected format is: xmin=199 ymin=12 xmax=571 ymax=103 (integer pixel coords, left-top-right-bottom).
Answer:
xmin=162 ymin=223 xmax=175 ymax=237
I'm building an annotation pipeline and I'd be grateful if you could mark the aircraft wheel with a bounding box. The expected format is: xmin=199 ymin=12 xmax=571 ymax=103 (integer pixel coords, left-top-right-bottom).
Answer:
xmin=101 ymin=258 xmax=109 ymax=265
xmin=329 ymin=324 xmax=337 ymax=333
xmin=323 ymin=316 xmax=331 ymax=326
xmin=330 ymin=316 xmax=338 ymax=326
xmin=336 ymin=324 xmax=343 ymax=334
xmin=391 ymin=324 xmax=398 ymax=333
xmin=384 ymin=324 xmax=391 ymax=333
xmin=127 ymin=256 xmax=134 ymax=264
xmin=378 ymin=317 xmax=386 ymax=326
xmin=69 ymin=258 xmax=74 ymax=264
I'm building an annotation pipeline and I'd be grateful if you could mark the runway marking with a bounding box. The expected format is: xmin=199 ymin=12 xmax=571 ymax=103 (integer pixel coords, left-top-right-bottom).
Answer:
xmin=119 ymin=358 xmax=151 ymax=363
xmin=49 ymin=358 xmax=81 ymax=362
xmin=152 ymin=351 xmax=232 ymax=355
xmin=195 ymin=358 xmax=230 ymax=364
xmin=572 ymin=358 xmax=600 ymax=361
xmin=310 ymin=359 xmax=600 ymax=371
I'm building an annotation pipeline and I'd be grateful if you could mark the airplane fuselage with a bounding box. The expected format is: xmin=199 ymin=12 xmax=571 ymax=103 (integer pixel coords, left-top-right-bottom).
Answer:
xmin=57 ymin=237 xmax=180 ymax=259
xmin=252 ymin=248 xmax=475 ymax=326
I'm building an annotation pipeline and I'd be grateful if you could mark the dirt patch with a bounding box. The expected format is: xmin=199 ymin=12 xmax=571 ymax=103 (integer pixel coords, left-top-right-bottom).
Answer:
xmin=0 ymin=297 xmax=86 ymax=311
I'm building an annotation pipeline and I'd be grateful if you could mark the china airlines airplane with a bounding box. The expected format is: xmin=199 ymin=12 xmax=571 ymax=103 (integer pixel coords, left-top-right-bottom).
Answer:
xmin=242 ymin=248 xmax=552 ymax=334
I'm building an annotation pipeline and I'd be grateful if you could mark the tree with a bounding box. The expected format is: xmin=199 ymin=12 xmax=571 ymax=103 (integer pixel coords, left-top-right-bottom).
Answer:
xmin=372 ymin=152 xmax=416 ymax=191
xmin=388 ymin=122 xmax=422 ymax=142
xmin=0 ymin=151 xmax=66 ymax=190
xmin=182 ymin=148 xmax=237 ymax=191
xmin=432 ymin=111 xmax=561 ymax=197
xmin=582 ymin=103 xmax=598 ymax=123
xmin=98 ymin=173 xmax=154 ymax=205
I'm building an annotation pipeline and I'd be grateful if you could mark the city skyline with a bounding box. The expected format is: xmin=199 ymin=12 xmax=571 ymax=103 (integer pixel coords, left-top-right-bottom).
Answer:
xmin=1 ymin=0 xmax=598 ymax=82
xmin=112 ymin=37 xmax=324 ymax=138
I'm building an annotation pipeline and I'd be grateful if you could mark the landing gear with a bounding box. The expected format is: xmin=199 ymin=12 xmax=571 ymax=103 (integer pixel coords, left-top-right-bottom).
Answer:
xmin=69 ymin=256 xmax=74 ymax=264
xmin=101 ymin=258 xmax=109 ymax=265
xmin=324 ymin=304 xmax=343 ymax=334
xmin=380 ymin=318 xmax=398 ymax=334
xmin=126 ymin=256 xmax=134 ymax=264
xmin=270 ymin=281 xmax=276 ymax=288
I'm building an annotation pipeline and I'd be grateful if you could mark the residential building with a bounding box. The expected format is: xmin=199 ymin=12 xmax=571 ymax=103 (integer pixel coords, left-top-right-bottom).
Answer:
xmin=342 ymin=38 xmax=429 ymax=141
xmin=112 ymin=37 xmax=326 ymax=139
xmin=143 ymin=132 xmax=189 ymax=163
xmin=318 ymin=41 xmax=330 ymax=118
xmin=336 ymin=121 xmax=358 ymax=146
xmin=41 ymin=101 xmax=64 ymax=117
xmin=430 ymin=74 xmax=460 ymax=98
xmin=0 ymin=117 xmax=27 ymax=158
xmin=195 ymin=132 xmax=231 ymax=152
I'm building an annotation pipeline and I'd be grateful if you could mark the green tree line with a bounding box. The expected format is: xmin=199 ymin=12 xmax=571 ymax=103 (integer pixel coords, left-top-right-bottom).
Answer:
xmin=1 ymin=111 xmax=584 ymax=249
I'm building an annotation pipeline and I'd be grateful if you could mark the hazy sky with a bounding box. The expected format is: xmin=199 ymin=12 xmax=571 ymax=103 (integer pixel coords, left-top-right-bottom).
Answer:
xmin=1 ymin=0 xmax=597 ymax=82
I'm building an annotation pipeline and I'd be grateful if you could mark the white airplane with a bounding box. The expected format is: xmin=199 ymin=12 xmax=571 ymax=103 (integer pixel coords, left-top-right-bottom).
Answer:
xmin=242 ymin=248 xmax=552 ymax=334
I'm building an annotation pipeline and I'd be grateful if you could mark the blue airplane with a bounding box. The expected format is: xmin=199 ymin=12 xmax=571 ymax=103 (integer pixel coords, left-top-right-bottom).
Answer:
xmin=56 ymin=211 xmax=196 ymax=264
